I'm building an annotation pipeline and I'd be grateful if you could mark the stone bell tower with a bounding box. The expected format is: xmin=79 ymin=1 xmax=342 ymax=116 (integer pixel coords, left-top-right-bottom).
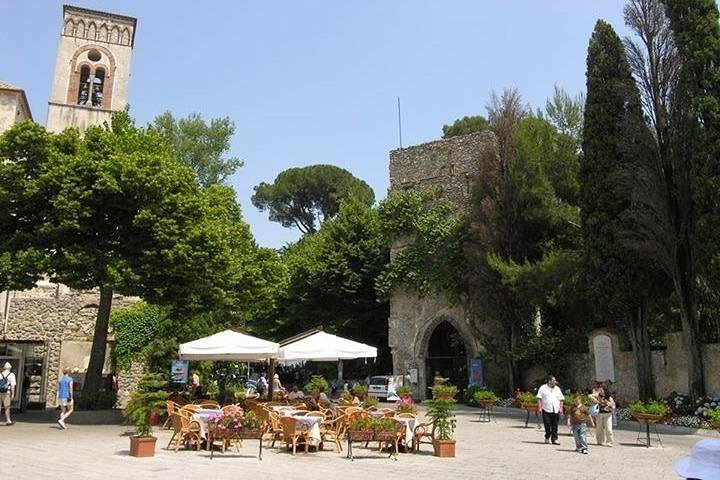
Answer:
xmin=46 ymin=5 xmax=137 ymax=133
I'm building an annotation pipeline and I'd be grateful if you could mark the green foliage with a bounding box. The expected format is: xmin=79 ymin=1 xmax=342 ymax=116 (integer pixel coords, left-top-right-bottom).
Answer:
xmin=110 ymin=302 xmax=168 ymax=370
xmin=431 ymin=384 xmax=458 ymax=399
xmin=373 ymin=417 xmax=396 ymax=432
xmin=123 ymin=373 xmax=168 ymax=437
xmin=376 ymin=189 xmax=468 ymax=301
xmin=347 ymin=415 xmax=374 ymax=431
xmin=352 ymin=384 xmax=368 ymax=397
xmin=442 ymin=115 xmax=490 ymax=138
xmin=240 ymin=411 xmax=263 ymax=430
xmin=422 ymin=397 xmax=457 ymax=440
xmin=395 ymin=385 xmax=412 ymax=397
xmin=264 ymin=199 xmax=390 ymax=375
xmin=628 ymin=400 xmax=669 ymax=416
xmin=542 ymin=85 xmax=584 ymax=147
xmin=563 ymin=393 xmax=593 ymax=407
xmin=518 ymin=391 xmax=538 ymax=405
xmin=74 ymin=390 xmax=118 ymax=411
xmin=304 ymin=375 xmax=328 ymax=394
xmin=362 ymin=397 xmax=378 ymax=409
xmin=706 ymin=407 xmax=720 ymax=422
xmin=152 ymin=111 xmax=243 ymax=188
xmin=473 ymin=389 xmax=500 ymax=404
xmin=252 ymin=164 xmax=375 ymax=234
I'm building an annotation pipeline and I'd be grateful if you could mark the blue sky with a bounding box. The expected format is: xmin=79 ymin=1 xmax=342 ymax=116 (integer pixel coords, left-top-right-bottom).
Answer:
xmin=1 ymin=1 xmax=629 ymax=248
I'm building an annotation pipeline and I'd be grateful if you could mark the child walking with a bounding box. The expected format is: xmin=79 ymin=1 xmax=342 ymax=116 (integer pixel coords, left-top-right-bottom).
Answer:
xmin=568 ymin=394 xmax=595 ymax=454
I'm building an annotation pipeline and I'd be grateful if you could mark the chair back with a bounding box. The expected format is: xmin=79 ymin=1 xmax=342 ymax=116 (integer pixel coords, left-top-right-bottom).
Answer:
xmin=198 ymin=400 xmax=220 ymax=409
xmin=396 ymin=412 xmax=416 ymax=418
xmin=280 ymin=416 xmax=300 ymax=436
xmin=305 ymin=411 xmax=325 ymax=420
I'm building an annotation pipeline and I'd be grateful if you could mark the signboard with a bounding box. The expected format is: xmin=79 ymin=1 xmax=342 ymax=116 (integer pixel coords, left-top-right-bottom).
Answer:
xmin=469 ymin=358 xmax=483 ymax=387
xmin=170 ymin=359 xmax=188 ymax=384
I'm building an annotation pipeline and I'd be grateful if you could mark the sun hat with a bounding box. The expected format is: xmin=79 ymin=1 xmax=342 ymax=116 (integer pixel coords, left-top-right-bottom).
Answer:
xmin=675 ymin=439 xmax=720 ymax=479
xmin=273 ymin=374 xmax=279 ymax=379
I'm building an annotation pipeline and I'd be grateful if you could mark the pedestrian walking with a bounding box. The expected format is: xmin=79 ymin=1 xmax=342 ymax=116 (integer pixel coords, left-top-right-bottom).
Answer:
xmin=56 ymin=367 xmax=74 ymax=429
xmin=0 ymin=362 xmax=16 ymax=426
xmin=536 ymin=375 xmax=564 ymax=445
xmin=567 ymin=394 xmax=595 ymax=454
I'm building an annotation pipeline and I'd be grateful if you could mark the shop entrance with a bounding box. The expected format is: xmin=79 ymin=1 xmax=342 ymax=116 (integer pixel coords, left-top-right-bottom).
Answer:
xmin=0 ymin=342 xmax=46 ymax=410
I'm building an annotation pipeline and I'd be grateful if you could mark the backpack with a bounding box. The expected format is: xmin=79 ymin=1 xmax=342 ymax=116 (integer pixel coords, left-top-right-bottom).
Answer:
xmin=0 ymin=373 xmax=10 ymax=393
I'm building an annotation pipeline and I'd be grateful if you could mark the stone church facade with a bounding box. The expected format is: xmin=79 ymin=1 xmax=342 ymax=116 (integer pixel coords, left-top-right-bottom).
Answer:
xmin=0 ymin=5 xmax=139 ymax=409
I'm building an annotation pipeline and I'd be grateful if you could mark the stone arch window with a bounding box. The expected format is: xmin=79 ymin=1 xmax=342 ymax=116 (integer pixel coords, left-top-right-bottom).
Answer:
xmin=91 ymin=67 xmax=106 ymax=108
xmin=110 ymin=26 xmax=119 ymax=44
xmin=76 ymin=20 xmax=85 ymax=38
xmin=87 ymin=22 xmax=97 ymax=40
xmin=64 ymin=19 xmax=74 ymax=36
xmin=121 ymin=28 xmax=130 ymax=45
xmin=76 ymin=64 xmax=91 ymax=105
xmin=98 ymin=24 xmax=107 ymax=42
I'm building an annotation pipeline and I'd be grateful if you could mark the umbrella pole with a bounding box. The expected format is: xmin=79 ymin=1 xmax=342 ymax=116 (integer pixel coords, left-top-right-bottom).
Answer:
xmin=338 ymin=360 xmax=343 ymax=381
xmin=267 ymin=358 xmax=275 ymax=400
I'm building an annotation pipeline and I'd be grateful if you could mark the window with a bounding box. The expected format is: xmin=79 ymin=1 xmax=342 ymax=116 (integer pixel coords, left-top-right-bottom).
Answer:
xmin=77 ymin=65 xmax=91 ymax=105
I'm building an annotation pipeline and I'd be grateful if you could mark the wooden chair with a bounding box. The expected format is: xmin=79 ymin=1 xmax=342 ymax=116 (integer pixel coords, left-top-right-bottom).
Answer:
xmin=412 ymin=421 xmax=436 ymax=453
xmin=198 ymin=400 xmax=220 ymax=409
xmin=377 ymin=408 xmax=395 ymax=418
xmin=280 ymin=416 xmax=309 ymax=455
xmin=378 ymin=420 xmax=405 ymax=457
xmin=320 ymin=413 xmax=347 ymax=452
xmin=163 ymin=400 xmax=180 ymax=429
xmin=255 ymin=407 xmax=283 ymax=447
xmin=167 ymin=412 xmax=202 ymax=452
xmin=396 ymin=412 xmax=416 ymax=418
xmin=291 ymin=402 xmax=307 ymax=410
xmin=179 ymin=404 xmax=199 ymax=415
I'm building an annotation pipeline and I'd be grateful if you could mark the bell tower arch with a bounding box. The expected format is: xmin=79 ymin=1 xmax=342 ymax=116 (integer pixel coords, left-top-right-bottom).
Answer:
xmin=46 ymin=5 xmax=136 ymax=133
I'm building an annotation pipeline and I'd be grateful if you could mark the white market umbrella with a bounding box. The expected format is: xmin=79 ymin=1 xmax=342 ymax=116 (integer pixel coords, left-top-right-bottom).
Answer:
xmin=178 ymin=329 xmax=279 ymax=361
xmin=277 ymin=331 xmax=377 ymax=362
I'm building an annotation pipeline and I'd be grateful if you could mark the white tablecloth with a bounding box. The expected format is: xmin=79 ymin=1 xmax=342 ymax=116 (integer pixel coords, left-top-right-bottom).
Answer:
xmin=191 ymin=408 xmax=223 ymax=439
xmin=395 ymin=417 xmax=416 ymax=446
xmin=291 ymin=415 xmax=322 ymax=445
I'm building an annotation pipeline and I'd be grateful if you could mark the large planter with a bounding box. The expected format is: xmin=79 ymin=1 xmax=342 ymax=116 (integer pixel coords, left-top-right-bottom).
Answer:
xmin=129 ymin=436 xmax=157 ymax=457
xmin=236 ymin=429 xmax=264 ymax=439
xmin=712 ymin=421 xmax=720 ymax=433
xmin=632 ymin=413 xmax=665 ymax=424
xmin=522 ymin=403 xmax=539 ymax=413
xmin=432 ymin=439 xmax=456 ymax=457
xmin=476 ymin=399 xmax=496 ymax=409
xmin=374 ymin=430 xmax=397 ymax=442
xmin=348 ymin=430 xmax=375 ymax=442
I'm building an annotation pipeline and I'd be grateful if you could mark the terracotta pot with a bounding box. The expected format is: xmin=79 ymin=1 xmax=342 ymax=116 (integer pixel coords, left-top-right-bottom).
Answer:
xmin=129 ymin=436 xmax=157 ymax=457
xmin=237 ymin=429 xmax=263 ymax=439
xmin=712 ymin=421 xmax=720 ymax=432
xmin=522 ymin=403 xmax=539 ymax=413
xmin=432 ymin=439 xmax=456 ymax=457
xmin=476 ymin=399 xmax=496 ymax=408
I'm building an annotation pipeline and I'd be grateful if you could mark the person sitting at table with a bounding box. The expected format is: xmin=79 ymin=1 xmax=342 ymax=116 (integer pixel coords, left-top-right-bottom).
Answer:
xmin=307 ymin=390 xmax=333 ymax=411
xmin=287 ymin=385 xmax=305 ymax=401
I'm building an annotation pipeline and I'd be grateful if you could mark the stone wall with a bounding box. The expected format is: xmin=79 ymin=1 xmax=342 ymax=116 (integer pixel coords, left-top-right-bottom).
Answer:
xmin=387 ymin=132 xmax=502 ymax=398
xmin=524 ymin=330 xmax=720 ymax=402
xmin=2 ymin=282 xmax=138 ymax=406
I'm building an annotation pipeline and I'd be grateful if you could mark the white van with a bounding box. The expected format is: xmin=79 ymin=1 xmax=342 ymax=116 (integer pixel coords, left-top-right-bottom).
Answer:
xmin=367 ymin=375 xmax=401 ymax=402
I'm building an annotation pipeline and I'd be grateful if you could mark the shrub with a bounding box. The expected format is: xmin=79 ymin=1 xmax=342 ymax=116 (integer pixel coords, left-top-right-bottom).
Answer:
xmin=423 ymin=396 xmax=457 ymax=440
xmin=395 ymin=385 xmax=412 ymax=397
xmin=362 ymin=397 xmax=378 ymax=409
xmin=123 ymin=373 xmax=168 ymax=437
xmin=431 ymin=384 xmax=458 ymax=399
xmin=473 ymin=389 xmax=500 ymax=404
xmin=666 ymin=391 xmax=695 ymax=416
xmin=628 ymin=400 xmax=669 ymax=417
xmin=352 ymin=384 xmax=368 ymax=398
xmin=517 ymin=391 xmax=537 ymax=405
xmin=706 ymin=407 xmax=720 ymax=423
xmin=348 ymin=416 xmax=373 ymax=431
xmin=304 ymin=375 xmax=328 ymax=394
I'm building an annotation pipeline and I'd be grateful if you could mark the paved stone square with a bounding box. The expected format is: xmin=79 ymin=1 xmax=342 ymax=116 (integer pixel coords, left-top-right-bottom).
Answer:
xmin=6 ymin=405 xmax=713 ymax=479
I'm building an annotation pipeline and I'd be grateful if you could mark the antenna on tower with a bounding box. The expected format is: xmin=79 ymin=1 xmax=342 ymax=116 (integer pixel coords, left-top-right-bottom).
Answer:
xmin=397 ymin=97 xmax=403 ymax=148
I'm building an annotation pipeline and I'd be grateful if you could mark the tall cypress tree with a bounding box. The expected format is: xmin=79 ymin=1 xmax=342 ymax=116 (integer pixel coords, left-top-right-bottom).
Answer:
xmin=580 ymin=20 xmax=659 ymax=400
xmin=660 ymin=0 xmax=720 ymax=399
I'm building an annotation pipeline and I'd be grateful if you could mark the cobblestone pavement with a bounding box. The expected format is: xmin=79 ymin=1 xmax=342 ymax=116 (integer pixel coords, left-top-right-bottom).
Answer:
xmin=6 ymin=405 xmax=714 ymax=480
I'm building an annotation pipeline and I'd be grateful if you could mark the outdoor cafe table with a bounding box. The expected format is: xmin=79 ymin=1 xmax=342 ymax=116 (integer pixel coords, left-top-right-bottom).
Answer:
xmin=191 ymin=408 xmax=223 ymax=440
xmin=291 ymin=415 xmax=323 ymax=447
xmin=394 ymin=416 xmax=416 ymax=448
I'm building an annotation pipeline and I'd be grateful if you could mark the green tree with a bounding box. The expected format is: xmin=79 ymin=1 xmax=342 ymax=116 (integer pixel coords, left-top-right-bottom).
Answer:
xmin=543 ymin=85 xmax=585 ymax=149
xmin=442 ymin=115 xmax=490 ymax=139
xmin=0 ymin=113 xmax=257 ymax=401
xmin=252 ymin=165 xmax=375 ymax=234
xmin=152 ymin=111 xmax=243 ymax=188
xmin=657 ymin=0 xmax=720 ymax=398
xmin=580 ymin=20 xmax=660 ymax=400
xmin=263 ymin=199 xmax=390 ymax=372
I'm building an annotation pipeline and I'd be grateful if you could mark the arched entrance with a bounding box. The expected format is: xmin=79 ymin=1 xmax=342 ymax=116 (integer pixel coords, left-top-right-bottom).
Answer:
xmin=425 ymin=321 xmax=468 ymax=393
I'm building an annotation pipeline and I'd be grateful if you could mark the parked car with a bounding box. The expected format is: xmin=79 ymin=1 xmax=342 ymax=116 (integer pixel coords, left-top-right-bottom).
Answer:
xmin=367 ymin=375 xmax=399 ymax=402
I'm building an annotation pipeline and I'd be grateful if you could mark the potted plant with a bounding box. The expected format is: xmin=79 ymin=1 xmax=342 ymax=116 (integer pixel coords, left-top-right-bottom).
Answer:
xmin=423 ymin=385 xmax=457 ymax=457
xmin=473 ymin=389 xmax=499 ymax=408
xmin=304 ymin=375 xmax=329 ymax=394
xmin=628 ymin=400 xmax=669 ymax=423
xmin=123 ymin=373 xmax=169 ymax=457
xmin=362 ymin=396 xmax=378 ymax=409
xmin=395 ymin=395 xmax=417 ymax=415
xmin=431 ymin=384 xmax=458 ymax=400
xmin=352 ymin=384 xmax=368 ymax=400
xmin=373 ymin=417 xmax=398 ymax=442
xmin=706 ymin=407 xmax=720 ymax=432
xmin=238 ymin=410 xmax=264 ymax=439
xmin=396 ymin=385 xmax=413 ymax=399
xmin=517 ymin=391 xmax=538 ymax=411
xmin=347 ymin=415 xmax=375 ymax=441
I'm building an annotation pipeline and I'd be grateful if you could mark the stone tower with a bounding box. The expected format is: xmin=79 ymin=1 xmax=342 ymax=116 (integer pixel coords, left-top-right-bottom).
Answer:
xmin=46 ymin=5 xmax=137 ymax=133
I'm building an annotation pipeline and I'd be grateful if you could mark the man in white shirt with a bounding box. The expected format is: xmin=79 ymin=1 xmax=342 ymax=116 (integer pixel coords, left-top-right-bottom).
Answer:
xmin=536 ymin=375 xmax=564 ymax=445
xmin=0 ymin=362 xmax=17 ymax=425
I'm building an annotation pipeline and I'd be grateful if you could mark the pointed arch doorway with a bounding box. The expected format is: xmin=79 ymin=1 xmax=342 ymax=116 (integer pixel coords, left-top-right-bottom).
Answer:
xmin=425 ymin=320 xmax=468 ymax=393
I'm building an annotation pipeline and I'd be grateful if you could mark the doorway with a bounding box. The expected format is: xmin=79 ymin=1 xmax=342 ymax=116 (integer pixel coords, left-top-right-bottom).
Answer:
xmin=425 ymin=321 xmax=468 ymax=395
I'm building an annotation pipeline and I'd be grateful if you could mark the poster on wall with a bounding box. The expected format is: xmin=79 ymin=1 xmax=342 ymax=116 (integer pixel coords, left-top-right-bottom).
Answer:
xmin=170 ymin=359 xmax=188 ymax=384
xmin=469 ymin=358 xmax=483 ymax=387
